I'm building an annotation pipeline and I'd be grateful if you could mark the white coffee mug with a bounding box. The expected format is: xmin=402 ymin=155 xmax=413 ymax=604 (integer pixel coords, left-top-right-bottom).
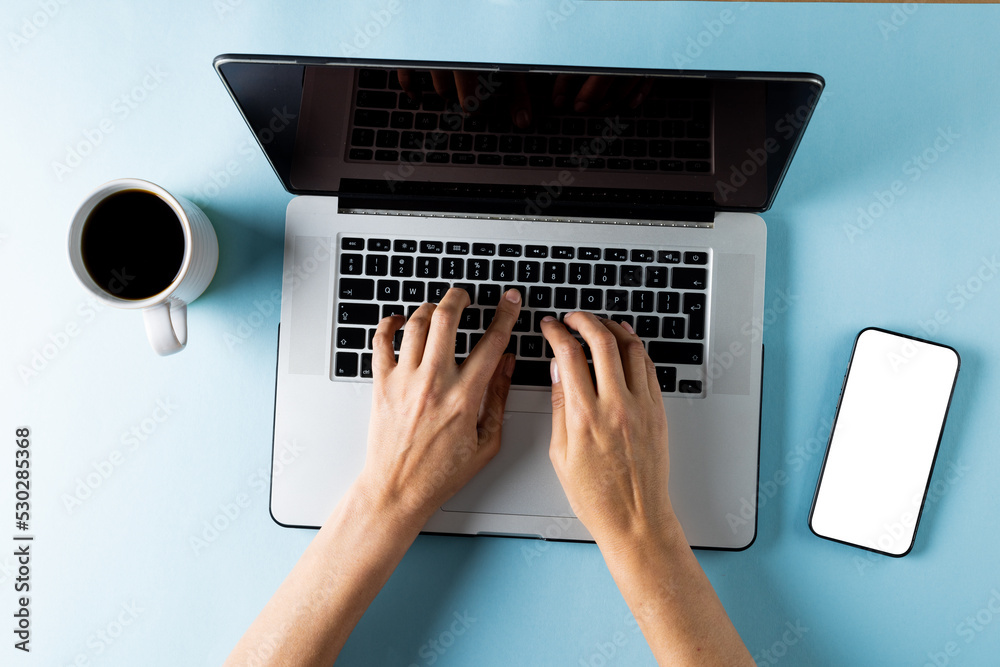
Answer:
xmin=68 ymin=178 xmax=219 ymax=356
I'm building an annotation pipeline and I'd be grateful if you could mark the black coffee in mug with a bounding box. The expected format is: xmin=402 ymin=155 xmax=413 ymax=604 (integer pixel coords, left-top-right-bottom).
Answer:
xmin=81 ymin=189 xmax=186 ymax=300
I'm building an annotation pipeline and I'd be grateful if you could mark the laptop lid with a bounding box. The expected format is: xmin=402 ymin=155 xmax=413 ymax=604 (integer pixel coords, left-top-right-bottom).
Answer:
xmin=215 ymin=55 xmax=823 ymax=222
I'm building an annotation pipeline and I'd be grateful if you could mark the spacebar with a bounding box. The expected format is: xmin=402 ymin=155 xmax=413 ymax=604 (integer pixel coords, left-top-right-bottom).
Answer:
xmin=510 ymin=360 xmax=552 ymax=387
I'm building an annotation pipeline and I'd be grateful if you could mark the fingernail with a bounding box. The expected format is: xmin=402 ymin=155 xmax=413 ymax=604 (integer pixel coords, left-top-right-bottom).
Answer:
xmin=505 ymin=353 xmax=515 ymax=378
xmin=504 ymin=288 xmax=521 ymax=304
xmin=516 ymin=110 xmax=530 ymax=128
xmin=541 ymin=315 xmax=555 ymax=323
xmin=574 ymin=100 xmax=589 ymax=113
xmin=621 ymin=321 xmax=635 ymax=334
xmin=550 ymin=360 xmax=560 ymax=384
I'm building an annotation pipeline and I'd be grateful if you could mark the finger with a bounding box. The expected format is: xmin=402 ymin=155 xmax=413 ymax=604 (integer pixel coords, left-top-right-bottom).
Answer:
xmin=563 ymin=311 xmax=627 ymax=394
xmin=574 ymin=75 xmax=615 ymax=113
xmin=547 ymin=357 xmax=568 ymax=465
xmin=508 ymin=73 xmax=532 ymax=128
xmin=629 ymin=77 xmax=655 ymax=109
xmin=397 ymin=302 xmax=436 ymax=367
xmin=431 ymin=70 xmax=457 ymax=100
xmin=397 ymin=69 xmax=417 ymax=100
xmin=539 ymin=315 xmax=596 ymax=404
xmin=423 ymin=287 xmax=471 ymax=367
xmin=371 ymin=314 xmax=404 ymax=379
xmin=453 ymin=71 xmax=480 ymax=112
xmin=476 ymin=353 xmax=516 ymax=463
xmin=601 ymin=319 xmax=649 ymax=396
xmin=463 ymin=288 xmax=521 ymax=389
xmin=551 ymin=73 xmax=578 ymax=109
xmin=644 ymin=355 xmax=663 ymax=405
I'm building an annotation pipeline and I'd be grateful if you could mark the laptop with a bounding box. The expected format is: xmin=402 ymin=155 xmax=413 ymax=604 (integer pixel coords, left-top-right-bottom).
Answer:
xmin=215 ymin=55 xmax=823 ymax=549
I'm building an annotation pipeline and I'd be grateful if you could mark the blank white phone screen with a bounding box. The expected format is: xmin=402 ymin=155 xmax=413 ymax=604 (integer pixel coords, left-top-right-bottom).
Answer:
xmin=810 ymin=329 xmax=959 ymax=555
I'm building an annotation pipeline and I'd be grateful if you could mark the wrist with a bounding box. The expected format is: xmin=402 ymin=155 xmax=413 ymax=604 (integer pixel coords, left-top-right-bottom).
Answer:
xmin=346 ymin=473 xmax=430 ymax=539
xmin=593 ymin=508 xmax=687 ymax=567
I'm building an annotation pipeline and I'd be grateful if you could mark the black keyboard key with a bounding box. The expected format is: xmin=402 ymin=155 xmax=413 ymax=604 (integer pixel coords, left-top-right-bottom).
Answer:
xmin=452 ymin=153 xmax=475 ymax=165
xmin=608 ymin=158 xmax=631 ymax=169
xmin=504 ymin=284 xmax=527 ymax=304
xmin=521 ymin=335 xmax=544 ymax=358
xmin=473 ymin=243 xmax=496 ymax=256
xmin=339 ymin=277 xmax=374 ymax=300
xmin=648 ymin=341 xmax=703 ymax=365
xmin=455 ymin=333 xmax=468 ymax=355
xmin=517 ymin=261 xmax=540 ymax=283
xmin=660 ymin=159 xmax=684 ymax=172
xmin=335 ymin=352 xmax=359 ymax=377
xmin=606 ymin=290 xmax=628 ymax=312
xmin=391 ymin=256 xmax=413 ymax=277
xmin=529 ymin=286 xmax=552 ymax=309
xmin=402 ymin=281 xmax=425 ymax=302
xmin=512 ymin=310 xmax=530 ymax=332
xmin=631 ymin=290 xmax=654 ymax=313
xmin=594 ymin=265 xmax=617 ymax=286
xmin=426 ymin=151 xmax=449 ymax=164
xmin=503 ymin=154 xmax=528 ymax=167
xmin=367 ymin=238 xmax=391 ymax=251
xmin=354 ymin=109 xmax=389 ymax=127
xmin=500 ymin=244 xmax=522 ymax=257
xmin=672 ymin=267 xmax=707 ymax=290
xmin=349 ymin=148 xmax=373 ymax=161
xmin=427 ymin=282 xmax=449 ymax=303
xmin=552 ymin=246 xmax=574 ymax=259
xmin=338 ymin=303 xmax=379 ymax=325
xmin=655 ymin=366 xmax=677 ymax=393
xmin=365 ymin=254 xmax=388 ymax=276
xmin=524 ymin=136 xmax=547 ymax=153
xmin=686 ymin=296 xmax=706 ymax=340
xmin=510 ymin=360 xmax=552 ymax=387
xmin=529 ymin=156 xmax=554 ymax=167
xmin=630 ymin=249 xmax=655 ymax=263
xmin=563 ymin=118 xmax=585 ymax=135
xmin=568 ymin=263 xmax=591 ymax=285
xmin=482 ymin=309 xmax=496 ymax=328
xmin=526 ymin=245 xmax=548 ymax=258
xmin=454 ymin=282 xmax=475 ymax=303
xmin=683 ymin=292 xmax=705 ymax=314
xmin=499 ymin=135 xmax=523 ymax=153
xmin=636 ymin=316 xmax=659 ymax=338
xmin=401 ymin=131 xmax=424 ymax=149
xmin=549 ymin=137 xmax=571 ymax=154
xmin=477 ymin=154 xmax=502 ymax=166
xmin=488 ymin=116 xmax=513 ymax=133
xmin=492 ymin=260 xmax=515 ymax=281
xmin=342 ymin=237 xmax=365 ymax=250
xmin=579 ymin=247 xmax=601 ymax=260
xmin=580 ymin=289 xmax=602 ymax=310
xmin=382 ymin=304 xmax=404 ymax=318
xmin=679 ymin=380 xmax=702 ymax=393
xmin=478 ymin=284 xmax=501 ymax=305
xmin=358 ymin=68 xmax=388 ymax=89
xmin=662 ymin=317 xmax=685 ymax=339
xmin=351 ymin=128 xmax=375 ymax=147
xmin=542 ymin=262 xmax=566 ymax=284
xmin=390 ymin=111 xmax=414 ymax=129
xmin=341 ymin=253 xmax=363 ymax=275
xmin=394 ymin=239 xmax=418 ymax=252
xmin=421 ymin=95 xmax=446 ymax=111
xmin=459 ymin=308 xmax=481 ymax=330
xmin=450 ymin=133 xmax=473 ymax=151
xmin=675 ymin=140 xmax=710 ymax=159
xmin=336 ymin=327 xmax=366 ymax=349
xmin=604 ymin=248 xmax=628 ymax=262
xmin=464 ymin=116 xmax=488 ymax=132
xmin=686 ymin=161 xmax=711 ymax=173
xmin=619 ymin=266 xmax=643 ymax=287
xmin=623 ymin=140 xmax=646 ymax=157
xmin=376 ymin=279 xmax=399 ymax=301
xmin=420 ymin=240 xmax=443 ymax=254
xmin=374 ymin=149 xmax=399 ymax=161
xmin=554 ymin=287 xmax=577 ymax=310
xmin=610 ymin=314 xmax=634 ymax=328
xmin=684 ymin=251 xmax=708 ymax=265
xmin=416 ymin=257 xmax=439 ymax=278
xmin=636 ymin=119 xmax=660 ymax=137
xmin=474 ymin=135 xmax=498 ymax=152
xmin=375 ymin=130 xmax=399 ymax=149
xmin=442 ymin=257 xmax=464 ymax=279
xmin=657 ymin=251 xmax=680 ymax=265
xmin=447 ymin=242 xmax=470 ymax=255
xmin=393 ymin=329 xmax=404 ymax=351
xmin=649 ymin=140 xmax=671 ymax=158
xmin=658 ymin=292 xmax=680 ymax=314
xmin=415 ymin=113 xmax=438 ymax=130
xmin=686 ymin=119 xmax=710 ymax=138
xmin=467 ymin=259 xmax=489 ymax=280
xmin=634 ymin=159 xmax=657 ymax=170
xmin=533 ymin=311 xmax=557 ymax=332
xmin=360 ymin=353 xmax=373 ymax=379
xmin=645 ymin=266 xmax=667 ymax=288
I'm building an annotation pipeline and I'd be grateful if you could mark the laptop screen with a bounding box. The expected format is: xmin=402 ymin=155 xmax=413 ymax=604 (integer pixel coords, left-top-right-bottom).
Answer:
xmin=216 ymin=55 xmax=823 ymax=221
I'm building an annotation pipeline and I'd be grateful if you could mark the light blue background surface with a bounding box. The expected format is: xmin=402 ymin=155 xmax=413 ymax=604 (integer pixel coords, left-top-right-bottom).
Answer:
xmin=2 ymin=1 xmax=1000 ymax=665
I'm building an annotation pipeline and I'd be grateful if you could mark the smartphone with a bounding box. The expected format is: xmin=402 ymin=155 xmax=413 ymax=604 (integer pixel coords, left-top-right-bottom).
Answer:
xmin=808 ymin=328 xmax=960 ymax=557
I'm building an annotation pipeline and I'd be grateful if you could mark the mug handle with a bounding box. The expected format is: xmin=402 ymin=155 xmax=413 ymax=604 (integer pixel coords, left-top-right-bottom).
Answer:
xmin=142 ymin=302 xmax=187 ymax=356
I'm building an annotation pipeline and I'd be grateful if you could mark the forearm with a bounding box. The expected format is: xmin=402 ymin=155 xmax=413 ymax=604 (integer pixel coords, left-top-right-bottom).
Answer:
xmin=223 ymin=483 xmax=421 ymax=667
xmin=598 ymin=516 xmax=754 ymax=667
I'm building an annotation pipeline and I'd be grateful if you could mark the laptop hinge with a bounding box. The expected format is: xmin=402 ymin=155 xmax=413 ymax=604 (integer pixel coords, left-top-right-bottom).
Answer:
xmin=337 ymin=206 xmax=715 ymax=228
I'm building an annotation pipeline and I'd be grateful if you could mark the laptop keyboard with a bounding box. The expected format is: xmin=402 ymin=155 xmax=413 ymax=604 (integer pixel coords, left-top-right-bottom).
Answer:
xmin=347 ymin=69 xmax=712 ymax=174
xmin=333 ymin=234 xmax=710 ymax=397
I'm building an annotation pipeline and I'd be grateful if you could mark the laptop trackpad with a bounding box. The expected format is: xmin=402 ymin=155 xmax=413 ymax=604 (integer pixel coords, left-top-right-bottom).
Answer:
xmin=442 ymin=411 xmax=576 ymax=518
